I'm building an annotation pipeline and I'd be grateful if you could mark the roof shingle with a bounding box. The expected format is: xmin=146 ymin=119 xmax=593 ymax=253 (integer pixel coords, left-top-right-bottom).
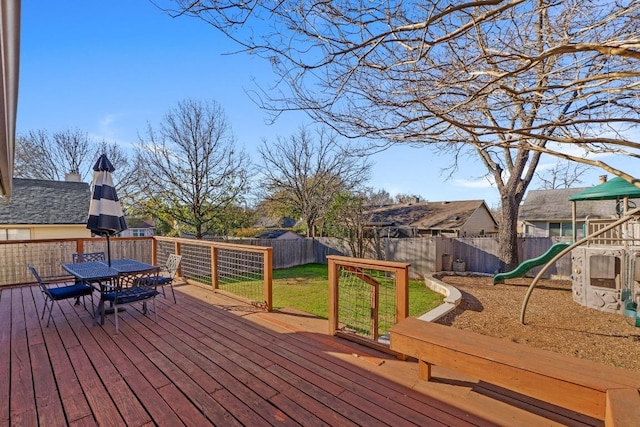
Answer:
xmin=0 ymin=178 xmax=90 ymax=225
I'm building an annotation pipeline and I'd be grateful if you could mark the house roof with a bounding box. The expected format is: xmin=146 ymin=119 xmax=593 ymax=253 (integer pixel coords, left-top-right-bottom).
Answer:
xmin=126 ymin=218 xmax=155 ymax=229
xmin=0 ymin=178 xmax=91 ymax=225
xmin=254 ymin=229 xmax=302 ymax=239
xmin=366 ymin=200 xmax=494 ymax=230
xmin=253 ymin=215 xmax=298 ymax=229
xmin=520 ymin=187 xmax=620 ymax=221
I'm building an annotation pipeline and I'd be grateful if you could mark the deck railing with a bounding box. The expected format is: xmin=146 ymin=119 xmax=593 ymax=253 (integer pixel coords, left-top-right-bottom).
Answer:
xmin=0 ymin=237 xmax=154 ymax=286
xmin=327 ymin=255 xmax=410 ymax=352
xmin=3 ymin=236 xmax=273 ymax=311
xmin=154 ymin=236 xmax=273 ymax=310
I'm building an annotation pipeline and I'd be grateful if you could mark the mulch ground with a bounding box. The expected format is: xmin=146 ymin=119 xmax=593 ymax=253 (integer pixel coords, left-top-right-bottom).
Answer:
xmin=435 ymin=274 xmax=640 ymax=372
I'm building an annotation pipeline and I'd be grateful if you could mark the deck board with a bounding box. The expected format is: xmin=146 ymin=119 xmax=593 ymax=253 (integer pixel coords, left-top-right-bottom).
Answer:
xmin=0 ymin=283 xmax=605 ymax=426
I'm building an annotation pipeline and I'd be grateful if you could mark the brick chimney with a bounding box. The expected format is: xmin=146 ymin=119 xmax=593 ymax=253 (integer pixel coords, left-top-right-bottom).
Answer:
xmin=65 ymin=172 xmax=81 ymax=182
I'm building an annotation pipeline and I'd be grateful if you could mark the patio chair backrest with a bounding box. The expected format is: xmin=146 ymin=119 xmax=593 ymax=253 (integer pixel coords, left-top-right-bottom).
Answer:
xmin=117 ymin=267 xmax=159 ymax=289
xmin=73 ymin=252 xmax=106 ymax=263
xmin=27 ymin=264 xmax=49 ymax=294
xmin=163 ymin=254 xmax=182 ymax=279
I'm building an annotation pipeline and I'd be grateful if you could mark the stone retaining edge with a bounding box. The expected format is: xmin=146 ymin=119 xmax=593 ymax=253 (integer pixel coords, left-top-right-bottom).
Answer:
xmin=417 ymin=273 xmax=463 ymax=322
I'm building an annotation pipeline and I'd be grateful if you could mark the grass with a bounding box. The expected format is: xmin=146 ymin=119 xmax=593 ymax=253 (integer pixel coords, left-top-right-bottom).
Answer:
xmin=272 ymin=263 xmax=444 ymax=319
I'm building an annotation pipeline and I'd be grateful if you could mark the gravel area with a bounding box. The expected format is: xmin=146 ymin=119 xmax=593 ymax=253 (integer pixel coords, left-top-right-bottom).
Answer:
xmin=435 ymin=274 xmax=640 ymax=372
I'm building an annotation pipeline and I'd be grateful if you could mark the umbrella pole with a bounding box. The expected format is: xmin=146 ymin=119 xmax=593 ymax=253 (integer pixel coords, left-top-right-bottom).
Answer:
xmin=106 ymin=235 xmax=112 ymax=266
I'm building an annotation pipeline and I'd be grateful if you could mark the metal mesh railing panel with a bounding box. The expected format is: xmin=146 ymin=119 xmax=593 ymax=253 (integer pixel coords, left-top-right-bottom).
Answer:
xmin=0 ymin=240 xmax=79 ymax=285
xmin=217 ymin=248 xmax=264 ymax=303
xmin=337 ymin=266 xmax=397 ymax=343
xmin=156 ymin=240 xmax=176 ymax=267
xmin=180 ymin=244 xmax=212 ymax=286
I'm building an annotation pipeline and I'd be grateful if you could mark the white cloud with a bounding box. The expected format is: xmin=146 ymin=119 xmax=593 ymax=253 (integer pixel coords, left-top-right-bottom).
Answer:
xmin=454 ymin=176 xmax=495 ymax=189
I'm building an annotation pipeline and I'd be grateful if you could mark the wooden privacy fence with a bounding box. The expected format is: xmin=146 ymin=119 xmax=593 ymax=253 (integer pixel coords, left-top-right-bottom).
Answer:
xmin=162 ymin=236 xmax=570 ymax=279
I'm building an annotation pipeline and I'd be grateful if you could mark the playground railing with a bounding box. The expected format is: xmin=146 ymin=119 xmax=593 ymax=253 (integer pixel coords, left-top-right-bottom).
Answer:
xmin=586 ymin=218 xmax=640 ymax=246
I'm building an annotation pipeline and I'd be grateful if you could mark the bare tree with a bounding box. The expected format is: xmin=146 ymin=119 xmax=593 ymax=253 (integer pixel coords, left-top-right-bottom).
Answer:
xmin=395 ymin=193 xmax=425 ymax=204
xmin=15 ymin=129 xmax=140 ymax=210
xmin=15 ymin=129 xmax=91 ymax=181
xmin=535 ymin=160 xmax=593 ymax=190
xmin=137 ymin=98 xmax=250 ymax=239
xmin=158 ymin=0 xmax=640 ymax=269
xmin=365 ymin=188 xmax=394 ymax=207
xmin=324 ymin=187 xmax=393 ymax=258
xmin=95 ymin=140 xmax=139 ymax=210
xmin=258 ymin=126 xmax=371 ymax=237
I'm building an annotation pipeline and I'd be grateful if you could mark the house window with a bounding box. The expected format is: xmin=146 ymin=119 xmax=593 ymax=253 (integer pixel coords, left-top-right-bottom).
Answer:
xmin=549 ymin=222 xmax=572 ymax=237
xmin=132 ymin=229 xmax=145 ymax=237
xmin=0 ymin=228 xmax=31 ymax=240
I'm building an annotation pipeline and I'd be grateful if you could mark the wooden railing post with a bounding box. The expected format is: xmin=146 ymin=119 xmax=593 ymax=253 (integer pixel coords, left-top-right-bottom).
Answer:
xmin=151 ymin=237 xmax=158 ymax=266
xmin=175 ymin=241 xmax=182 ymax=277
xmin=327 ymin=256 xmax=340 ymax=335
xmin=211 ymin=246 xmax=219 ymax=290
xmin=396 ymin=265 xmax=409 ymax=322
xmin=263 ymin=247 xmax=273 ymax=311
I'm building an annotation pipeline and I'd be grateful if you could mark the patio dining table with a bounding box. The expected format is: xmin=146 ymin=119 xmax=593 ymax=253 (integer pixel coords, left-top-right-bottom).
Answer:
xmin=62 ymin=259 xmax=155 ymax=324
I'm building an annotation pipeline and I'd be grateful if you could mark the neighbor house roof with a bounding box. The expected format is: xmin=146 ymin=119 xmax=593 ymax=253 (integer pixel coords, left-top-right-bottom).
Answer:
xmin=0 ymin=178 xmax=91 ymax=224
xmin=253 ymin=215 xmax=298 ymax=229
xmin=126 ymin=218 xmax=155 ymax=229
xmin=365 ymin=200 xmax=494 ymax=230
xmin=520 ymin=187 xmax=620 ymax=221
xmin=254 ymin=229 xmax=302 ymax=239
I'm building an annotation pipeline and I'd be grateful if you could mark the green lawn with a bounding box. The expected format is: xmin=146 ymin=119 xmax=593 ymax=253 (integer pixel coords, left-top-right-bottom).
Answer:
xmin=272 ymin=263 xmax=444 ymax=319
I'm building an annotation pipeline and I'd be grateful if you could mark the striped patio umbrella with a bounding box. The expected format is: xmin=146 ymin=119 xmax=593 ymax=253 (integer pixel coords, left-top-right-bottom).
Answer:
xmin=87 ymin=154 xmax=127 ymax=266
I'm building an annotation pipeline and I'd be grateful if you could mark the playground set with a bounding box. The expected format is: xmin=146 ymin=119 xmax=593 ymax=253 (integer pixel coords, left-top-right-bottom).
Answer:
xmin=494 ymin=177 xmax=640 ymax=325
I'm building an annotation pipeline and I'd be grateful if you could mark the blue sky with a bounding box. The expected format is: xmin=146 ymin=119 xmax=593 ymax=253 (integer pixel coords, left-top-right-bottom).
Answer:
xmin=16 ymin=2 xmax=619 ymax=209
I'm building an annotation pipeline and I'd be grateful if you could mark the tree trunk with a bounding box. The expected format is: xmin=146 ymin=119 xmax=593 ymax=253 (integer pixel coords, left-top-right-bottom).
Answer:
xmin=499 ymin=197 xmax=520 ymax=272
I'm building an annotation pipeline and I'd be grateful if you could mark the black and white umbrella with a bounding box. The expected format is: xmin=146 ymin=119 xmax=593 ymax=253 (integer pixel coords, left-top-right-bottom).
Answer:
xmin=87 ymin=154 xmax=127 ymax=266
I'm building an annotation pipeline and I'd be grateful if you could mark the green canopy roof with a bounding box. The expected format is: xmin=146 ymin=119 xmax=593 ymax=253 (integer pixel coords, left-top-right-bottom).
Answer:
xmin=568 ymin=177 xmax=640 ymax=201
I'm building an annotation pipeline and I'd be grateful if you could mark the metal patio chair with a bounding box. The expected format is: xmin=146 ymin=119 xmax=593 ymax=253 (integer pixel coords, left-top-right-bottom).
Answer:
xmin=28 ymin=264 xmax=94 ymax=327
xmin=102 ymin=267 xmax=160 ymax=334
xmin=157 ymin=254 xmax=182 ymax=303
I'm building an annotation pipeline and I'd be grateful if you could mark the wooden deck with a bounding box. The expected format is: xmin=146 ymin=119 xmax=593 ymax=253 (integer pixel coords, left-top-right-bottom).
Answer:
xmin=0 ymin=282 xmax=603 ymax=427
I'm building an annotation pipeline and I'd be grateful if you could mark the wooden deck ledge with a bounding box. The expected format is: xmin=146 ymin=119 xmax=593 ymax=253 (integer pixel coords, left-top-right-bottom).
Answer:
xmin=390 ymin=316 xmax=640 ymax=425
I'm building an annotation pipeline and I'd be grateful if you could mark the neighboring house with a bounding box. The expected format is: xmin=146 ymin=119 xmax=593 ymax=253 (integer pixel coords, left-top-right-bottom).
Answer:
xmin=119 ymin=218 xmax=156 ymax=237
xmin=253 ymin=216 xmax=298 ymax=229
xmin=254 ymin=229 xmax=302 ymax=240
xmin=0 ymin=178 xmax=91 ymax=240
xmin=365 ymin=199 xmax=498 ymax=237
xmin=519 ymin=183 xmax=635 ymax=238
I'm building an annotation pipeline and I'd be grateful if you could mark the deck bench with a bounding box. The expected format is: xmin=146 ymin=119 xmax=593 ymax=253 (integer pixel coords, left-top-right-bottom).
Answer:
xmin=390 ymin=317 xmax=640 ymax=425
